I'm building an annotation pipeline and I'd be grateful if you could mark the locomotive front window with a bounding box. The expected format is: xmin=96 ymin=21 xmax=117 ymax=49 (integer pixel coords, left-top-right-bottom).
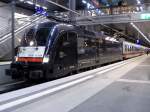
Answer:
xmin=22 ymin=28 xmax=50 ymax=46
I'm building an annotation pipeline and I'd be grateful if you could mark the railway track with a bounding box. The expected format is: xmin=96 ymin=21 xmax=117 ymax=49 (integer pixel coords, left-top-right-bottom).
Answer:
xmin=0 ymin=78 xmax=53 ymax=94
xmin=0 ymin=80 xmax=34 ymax=94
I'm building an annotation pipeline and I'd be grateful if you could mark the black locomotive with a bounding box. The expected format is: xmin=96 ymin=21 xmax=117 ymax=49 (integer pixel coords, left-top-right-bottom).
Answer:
xmin=6 ymin=21 xmax=145 ymax=80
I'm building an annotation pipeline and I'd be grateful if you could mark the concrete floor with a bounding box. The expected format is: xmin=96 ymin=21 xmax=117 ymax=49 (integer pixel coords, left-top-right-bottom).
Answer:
xmin=70 ymin=82 xmax=150 ymax=112
xmin=7 ymin=55 xmax=150 ymax=112
xmin=70 ymin=56 xmax=150 ymax=112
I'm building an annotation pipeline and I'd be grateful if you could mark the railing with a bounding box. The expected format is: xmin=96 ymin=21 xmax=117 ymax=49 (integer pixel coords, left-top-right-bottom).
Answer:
xmin=0 ymin=14 xmax=43 ymax=39
xmin=0 ymin=14 xmax=47 ymax=60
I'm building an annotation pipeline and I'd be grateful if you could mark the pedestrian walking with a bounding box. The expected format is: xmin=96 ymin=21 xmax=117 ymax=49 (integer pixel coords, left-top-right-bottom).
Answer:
xmin=147 ymin=50 xmax=149 ymax=55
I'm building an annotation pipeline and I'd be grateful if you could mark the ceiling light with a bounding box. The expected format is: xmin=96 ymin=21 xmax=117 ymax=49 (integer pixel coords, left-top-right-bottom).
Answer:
xmin=87 ymin=3 xmax=91 ymax=9
xmin=36 ymin=4 xmax=40 ymax=7
xmin=136 ymin=7 xmax=140 ymax=11
xmin=29 ymin=41 xmax=34 ymax=46
xmin=105 ymin=37 xmax=110 ymax=40
xmin=26 ymin=1 xmax=33 ymax=5
xmin=82 ymin=0 xmax=87 ymax=4
xmin=43 ymin=6 xmax=48 ymax=10
xmin=130 ymin=22 xmax=134 ymax=25
xmin=137 ymin=0 xmax=141 ymax=4
xmin=140 ymin=6 xmax=143 ymax=11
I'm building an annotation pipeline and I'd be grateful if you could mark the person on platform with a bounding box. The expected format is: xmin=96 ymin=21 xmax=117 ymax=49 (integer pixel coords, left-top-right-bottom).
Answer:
xmin=146 ymin=50 xmax=149 ymax=55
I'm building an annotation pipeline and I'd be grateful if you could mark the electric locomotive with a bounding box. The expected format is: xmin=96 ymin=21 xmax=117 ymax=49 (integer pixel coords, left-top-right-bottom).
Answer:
xmin=6 ymin=21 xmax=140 ymax=80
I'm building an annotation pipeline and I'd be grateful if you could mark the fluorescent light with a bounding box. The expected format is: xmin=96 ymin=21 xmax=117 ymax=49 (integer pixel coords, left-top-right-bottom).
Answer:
xmin=106 ymin=37 xmax=110 ymax=40
xmin=82 ymin=0 xmax=87 ymax=4
xmin=43 ymin=6 xmax=48 ymax=10
xmin=130 ymin=22 xmax=134 ymax=25
xmin=36 ymin=4 xmax=40 ymax=7
xmin=137 ymin=0 xmax=141 ymax=4
xmin=26 ymin=1 xmax=33 ymax=5
xmin=15 ymin=13 xmax=28 ymax=18
xmin=17 ymin=38 xmax=21 ymax=42
xmin=87 ymin=3 xmax=91 ymax=9
xmin=130 ymin=22 xmax=150 ymax=43
xmin=136 ymin=7 xmax=140 ymax=11
xmin=105 ymin=37 xmax=118 ymax=42
xmin=140 ymin=6 xmax=143 ymax=11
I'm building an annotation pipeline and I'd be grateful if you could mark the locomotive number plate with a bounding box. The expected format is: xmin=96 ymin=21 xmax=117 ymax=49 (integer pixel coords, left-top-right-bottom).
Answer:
xmin=18 ymin=46 xmax=45 ymax=58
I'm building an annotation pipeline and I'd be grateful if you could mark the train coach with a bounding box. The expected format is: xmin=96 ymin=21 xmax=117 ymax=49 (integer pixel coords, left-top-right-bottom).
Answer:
xmin=6 ymin=21 xmax=147 ymax=80
xmin=123 ymin=41 xmax=146 ymax=59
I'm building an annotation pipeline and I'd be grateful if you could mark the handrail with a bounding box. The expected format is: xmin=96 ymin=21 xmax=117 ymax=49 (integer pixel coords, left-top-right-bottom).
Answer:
xmin=0 ymin=15 xmax=45 ymax=44
xmin=0 ymin=14 xmax=47 ymax=59
xmin=0 ymin=14 xmax=43 ymax=39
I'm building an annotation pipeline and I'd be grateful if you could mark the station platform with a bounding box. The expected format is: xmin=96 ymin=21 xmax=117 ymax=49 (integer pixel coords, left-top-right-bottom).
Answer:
xmin=2 ymin=55 xmax=150 ymax=112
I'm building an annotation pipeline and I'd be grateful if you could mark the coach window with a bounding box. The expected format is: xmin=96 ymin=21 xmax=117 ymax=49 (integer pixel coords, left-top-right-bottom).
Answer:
xmin=129 ymin=45 xmax=130 ymax=52
xmin=126 ymin=45 xmax=127 ymax=51
xmin=125 ymin=45 xmax=127 ymax=51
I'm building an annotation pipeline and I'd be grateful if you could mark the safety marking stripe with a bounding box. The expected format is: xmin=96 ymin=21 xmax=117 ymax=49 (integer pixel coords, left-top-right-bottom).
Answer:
xmin=0 ymin=62 xmax=11 ymax=65
xmin=117 ymin=79 xmax=150 ymax=84
xmin=0 ymin=75 xmax=94 ymax=111
xmin=0 ymin=60 xmax=129 ymax=111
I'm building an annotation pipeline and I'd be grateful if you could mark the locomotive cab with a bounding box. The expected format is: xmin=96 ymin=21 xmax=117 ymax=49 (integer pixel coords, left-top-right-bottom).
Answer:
xmin=6 ymin=22 xmax=77 ymax=80
xmin=6 ymin=24 xmax=52 ymax=80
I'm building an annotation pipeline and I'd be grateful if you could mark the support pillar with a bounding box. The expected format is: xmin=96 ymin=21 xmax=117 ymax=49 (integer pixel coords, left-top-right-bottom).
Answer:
xmin=11 ymin=0 xmax=15 ymax=63
xmin=69 ymin=0 xmax=76 ymax=23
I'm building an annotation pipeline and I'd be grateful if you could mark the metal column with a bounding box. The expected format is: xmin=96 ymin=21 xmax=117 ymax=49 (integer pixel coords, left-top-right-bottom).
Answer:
xmin=11 ymin=0 xmax=15 ymax=62
xmin=69 ymin=0 xmax=76 ymax=23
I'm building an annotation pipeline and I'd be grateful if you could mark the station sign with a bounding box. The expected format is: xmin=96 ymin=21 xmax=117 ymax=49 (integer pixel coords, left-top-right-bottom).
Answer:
xmin=140 ymin=13 xmax=150 ymax=20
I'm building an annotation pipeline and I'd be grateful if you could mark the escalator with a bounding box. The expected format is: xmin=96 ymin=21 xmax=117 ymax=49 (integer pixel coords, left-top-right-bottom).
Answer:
xmin=0 ymin=14 xmax=48 ymax=60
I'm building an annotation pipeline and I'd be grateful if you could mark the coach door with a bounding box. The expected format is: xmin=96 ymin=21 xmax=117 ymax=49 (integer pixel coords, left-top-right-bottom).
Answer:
xmin=54 ymin=32 xmax=77 ymax=76
xmin=62 ymin=32 xmax=77 ymax=71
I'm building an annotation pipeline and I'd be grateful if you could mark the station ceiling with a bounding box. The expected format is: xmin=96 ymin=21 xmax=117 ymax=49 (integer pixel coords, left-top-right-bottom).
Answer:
xmin=1 ymin=0 xmax=150 ymax=46
xmin=2 ymin=0 xmax=149 ymax=11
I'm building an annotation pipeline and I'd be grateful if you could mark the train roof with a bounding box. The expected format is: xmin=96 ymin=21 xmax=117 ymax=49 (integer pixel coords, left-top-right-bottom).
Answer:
xmin=35 ymin=21 xmax=58 ymax=28
xmin=123 ymin=41 xmax=147 ymax=49
xmin=29 ymin=21 xmax=113 ymax=39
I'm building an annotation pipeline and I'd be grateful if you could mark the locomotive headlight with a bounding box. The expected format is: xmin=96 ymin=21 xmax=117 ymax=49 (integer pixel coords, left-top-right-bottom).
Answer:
xmin=43 ymin=55 xmax=49 ymax=63
xmin=15 ymin=56 xmax=18 ymax=61
xmin=29 ymin=41 xmax=34 ymax=46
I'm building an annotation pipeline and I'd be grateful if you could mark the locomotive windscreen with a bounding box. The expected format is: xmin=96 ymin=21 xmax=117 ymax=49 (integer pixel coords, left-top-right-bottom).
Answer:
xmin=21 ymin=27 xmax=51 ymax=46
